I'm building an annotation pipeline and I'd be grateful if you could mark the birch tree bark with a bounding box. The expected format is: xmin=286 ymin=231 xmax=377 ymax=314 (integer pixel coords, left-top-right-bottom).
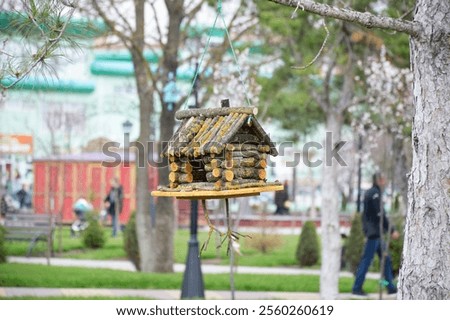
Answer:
xmin=393 ymin=137 xmax=410 ymax=215
xmin=315 ymin=37 xmax=356 ymax=298
xmin=268 ymin=0 xmax=450 ymax=300
xmin=302 ymin=34 xmax=355 ymax=297
xmin=320 ymin=112 xmax=343 ymax=299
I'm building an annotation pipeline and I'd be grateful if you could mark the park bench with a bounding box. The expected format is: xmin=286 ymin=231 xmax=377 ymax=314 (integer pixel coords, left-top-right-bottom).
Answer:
xmin=4 ymin=212 xmax=55 ymax=264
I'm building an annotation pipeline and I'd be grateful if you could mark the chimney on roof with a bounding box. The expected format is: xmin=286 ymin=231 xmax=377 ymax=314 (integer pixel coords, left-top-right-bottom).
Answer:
xmin=221 ymin=99 xmax=230 ymax=108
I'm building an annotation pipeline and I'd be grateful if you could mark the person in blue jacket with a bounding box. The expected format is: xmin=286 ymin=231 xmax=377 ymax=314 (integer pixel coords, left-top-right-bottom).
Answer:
xmin=71 ymin=197 xmax=92 ymax=236
xmin=352 ymin=172 xmax=400 ymax=296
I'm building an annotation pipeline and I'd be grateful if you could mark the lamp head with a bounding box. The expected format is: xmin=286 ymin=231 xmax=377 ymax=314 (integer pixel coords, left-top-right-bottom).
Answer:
xmin=122 ymin=120 xmax=133 ymax=134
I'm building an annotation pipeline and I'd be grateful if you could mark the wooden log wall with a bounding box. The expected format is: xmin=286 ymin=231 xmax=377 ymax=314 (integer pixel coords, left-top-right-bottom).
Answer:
xmin=198 ymin=143 xmax=270 ymax=190
xmin=168 ymin=143 xmax=271 ymax=190
xmin=169 ymin=157 xmax=193 ymax=188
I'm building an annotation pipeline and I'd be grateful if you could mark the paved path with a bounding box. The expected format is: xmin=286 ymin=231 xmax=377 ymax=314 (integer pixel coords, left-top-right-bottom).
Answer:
xmin=7 ymin=256 xmax=380 ymax=279
xmin=0 ymin=287 xmax=324 ymax=300
xmin=0 ymin=287 xmax=394 ymax=300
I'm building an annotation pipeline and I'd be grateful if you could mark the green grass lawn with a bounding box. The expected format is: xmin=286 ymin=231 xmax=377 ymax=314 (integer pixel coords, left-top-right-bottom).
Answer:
xmin=187 ymin=230 xmax=301 ymax=267
xmin=5 ymin=226 xmax=383 ymax=274
xmin=0 ymin=263 xmax=379 ymax=293
xmin=5 ymin=227 xmax=303 ymax=267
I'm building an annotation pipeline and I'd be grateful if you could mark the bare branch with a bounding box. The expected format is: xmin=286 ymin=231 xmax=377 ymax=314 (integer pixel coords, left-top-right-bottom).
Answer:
xmin=337 ymin=33 xmax=355 ymax=113
xmin=91 ymin=37 xmax=126 ymax=48
xmin=109 ymin=0 xmax=134 ymax=34
xmin=183 ymin=0 xmax=205 ymax=37
xmin=91 ymin=0 xmax=133 ymax=49
xmin=323 ymin=54 xmax=337 ymax=110
xmin=268 ymin=0 xmax=419 ymax=37
xmin=134 ymin=0 xmax=145 ymax=50
xmin=149 ymin=0 xmax=165 ymax=48
xmin=24 ymin=119 xmax=51 ymax=156
xmin=399 ymin=7 xmax=414 ymax=20
xmin=285 ymin=33 xmax=302 ymax=62
xmin=311 ymin=90 xmax=328 ymax=113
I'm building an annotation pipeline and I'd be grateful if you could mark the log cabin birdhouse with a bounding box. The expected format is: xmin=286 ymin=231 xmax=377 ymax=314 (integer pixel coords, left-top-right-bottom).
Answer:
xmin=152 ymin=102 xmax=283 ymax=200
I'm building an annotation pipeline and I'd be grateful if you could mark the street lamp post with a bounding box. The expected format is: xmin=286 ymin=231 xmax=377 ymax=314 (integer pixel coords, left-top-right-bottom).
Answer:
xmin=122 ymin=120 xmax=133 ymax=166
xmin=356 ymin=134 xmax=363 ymax=213
xmin=163 ymin=72 xmax=179 ymax=112
xmin=181 ymin=63 xmax=205 ymax=299
xmin=116 ymin=120 xmax=133 ymax=237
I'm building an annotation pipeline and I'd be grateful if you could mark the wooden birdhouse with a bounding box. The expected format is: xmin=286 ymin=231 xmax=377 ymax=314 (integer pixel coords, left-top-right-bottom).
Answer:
xmin=152 ymin=101 xmax=283 ymax=199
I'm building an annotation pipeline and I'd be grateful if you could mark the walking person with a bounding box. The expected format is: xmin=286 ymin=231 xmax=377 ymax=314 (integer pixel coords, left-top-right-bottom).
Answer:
xmin=352 ymin=172 xmax=400 ymax=296
xmin=104 ymin=177 xmax=123 ymax=237
xmin=274 ymin=181 xmax=290 ymax=215
xmin=16 ymin=184 xmax=32 ymax=209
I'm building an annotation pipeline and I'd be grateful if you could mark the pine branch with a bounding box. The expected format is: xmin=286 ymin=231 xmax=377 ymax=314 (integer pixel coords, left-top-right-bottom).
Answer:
xmin=1 ymin=1 xmax=78 ymax=90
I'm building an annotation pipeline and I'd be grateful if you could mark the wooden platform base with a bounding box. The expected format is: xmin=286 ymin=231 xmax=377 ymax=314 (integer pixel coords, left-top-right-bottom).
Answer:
xmin=151 ymin=185 xmax=283 ymax=200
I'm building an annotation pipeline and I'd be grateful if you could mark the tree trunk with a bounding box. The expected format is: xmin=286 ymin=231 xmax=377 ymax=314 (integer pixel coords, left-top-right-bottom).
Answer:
xmin=151 ymin=0 xmax=185 ymax=273
xmin=398 ymin=0 xmax=450 ymax=300
xmin=154 ymin=157 xmax=175 ymax=272
xmin=153 ymin=93 xmax=177 ymax=272
xmin=131 ymin=0 xmax=155 ymax=273
xmin=320 ymin=112 xmax=343 ymax=300
xmin=393 ymin=136 xmax=409 ymax=215
xmin=310 ymin=166 xmax=317 ymax=219
xmin=132 ymin=50 xmax=154 ymax=272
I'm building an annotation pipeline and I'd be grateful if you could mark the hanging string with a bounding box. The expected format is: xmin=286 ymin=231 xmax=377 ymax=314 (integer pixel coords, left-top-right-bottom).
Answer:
xmin=291 ymin=19 xmax=329 ymax=70
xmin=182 ymin=0 xmax=252 ymax=109
xmin=182 ymin=11 xmax=220 ymax=110
xmin=221 ymin=14 xmax=252 ymax=107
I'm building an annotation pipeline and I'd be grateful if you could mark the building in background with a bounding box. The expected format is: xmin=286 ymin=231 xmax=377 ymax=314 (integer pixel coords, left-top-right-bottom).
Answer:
xmin=0 ymin=134 xmax=34 ymax=195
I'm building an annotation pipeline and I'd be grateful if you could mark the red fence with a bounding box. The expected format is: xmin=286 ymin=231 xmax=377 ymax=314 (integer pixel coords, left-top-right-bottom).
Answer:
xmin=33 ymin=153 xmax=158 ymax=223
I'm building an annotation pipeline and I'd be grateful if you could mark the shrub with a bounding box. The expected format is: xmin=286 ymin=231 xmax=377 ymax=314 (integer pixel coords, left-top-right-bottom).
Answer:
xmin=389 ymin=234 xmax=403 ymax=277
xmin=124 ymin=212 xmax=140 ymax=271
xmin=296 ymin=221 xmax=319 ymax=267
xmin=388 ymin=213 xmax=404 ymax=277
xmin=247 ymin=233 xmax=283 ymax=254
xmin=0 ymin=225 xmax=6 ymax=263
xmin=344 ymin=213 xmax=365 ymax=274
xmin=82 ymin=213 xmax=106 ymax=249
